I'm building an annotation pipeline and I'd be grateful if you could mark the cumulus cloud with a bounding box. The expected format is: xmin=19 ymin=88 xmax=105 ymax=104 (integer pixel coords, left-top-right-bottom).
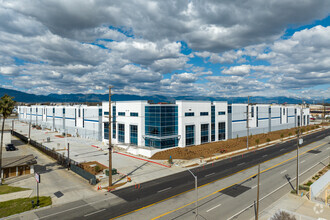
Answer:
xmin=0 ymin=0 xmax=329 ymax=98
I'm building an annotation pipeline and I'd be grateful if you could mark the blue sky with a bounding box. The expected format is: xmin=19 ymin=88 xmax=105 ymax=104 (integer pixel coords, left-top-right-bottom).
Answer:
xmin=0 ymin=0 xmax=329 ymax=99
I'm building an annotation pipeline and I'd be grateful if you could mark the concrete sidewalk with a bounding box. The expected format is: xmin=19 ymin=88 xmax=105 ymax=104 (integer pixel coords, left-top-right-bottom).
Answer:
xmin=256 ymin=193 xmax=330 ymax=220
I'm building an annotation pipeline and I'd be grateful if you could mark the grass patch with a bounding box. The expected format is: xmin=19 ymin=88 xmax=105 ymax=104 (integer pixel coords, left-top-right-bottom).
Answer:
xmin=0 ymin=196 xmax=52 ymax=218
xmin=0 ymin=184 xmax=29 ymax=195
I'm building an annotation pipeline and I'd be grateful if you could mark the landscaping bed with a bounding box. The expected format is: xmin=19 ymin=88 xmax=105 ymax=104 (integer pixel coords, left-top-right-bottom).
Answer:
xmin=151 ymin=125 xmax=319 ymax=160
xmin=0 ymin=185 xmax=29 ymax=195
xmin=0 ymin=196 xmax=52 ymax=218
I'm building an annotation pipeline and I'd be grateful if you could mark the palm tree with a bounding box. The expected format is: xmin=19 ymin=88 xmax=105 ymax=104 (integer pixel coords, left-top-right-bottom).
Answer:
xmin=0 ymin=94 xmax=16 ymax=185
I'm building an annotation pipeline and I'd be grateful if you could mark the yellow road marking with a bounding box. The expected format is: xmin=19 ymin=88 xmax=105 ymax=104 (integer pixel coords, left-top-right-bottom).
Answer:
xmin=152 ymin=142 xmax=327 ymax=219
xmin=111 ymin=139 xmax=327 ymax=220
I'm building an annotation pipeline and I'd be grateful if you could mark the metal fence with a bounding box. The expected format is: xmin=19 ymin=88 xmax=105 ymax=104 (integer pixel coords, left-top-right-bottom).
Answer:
xmin=11 ymin=130 xmax=97 ymax=185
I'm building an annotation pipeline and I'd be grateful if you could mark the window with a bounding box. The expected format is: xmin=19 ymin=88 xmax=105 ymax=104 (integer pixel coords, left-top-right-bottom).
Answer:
xmin=104 ymin=112 xmax=109 ymax=116
xmin=130 ymin=112 xmax=138 ymax=117
xmin=104 ymin=122 xmax=109 ymax=140
xmin=269 ymin=107 xmax=271 ymax=113
xmin=201 ymin=124 xmax=209 ymax=143
xmin=256 ymin=107 xmax=259 ymax=127
xmin=280 ymin=108 xmax=282 ymax=124
xmin=113 ymin=106 xmax=116 ymax=139
xmin=228 ymin=106 xmax=232 ymax=114
xmin=200 ymin=112 xmax=208 ymax=116
xmin=283 ymin=108 xmax=286 ymax=115
xmin=78 ymin=109 xmax=80 ymax=117
xmin=218 ymin=122 xmax=226 ymax=140
xmin=218 ymin=111 xmax=226 ymax=115
xmin=118 ymin=124 xmax=125 ymax=143
xmin=63 ymin=108 xmax=65 ymax=114
xmin=99 ymin=109 xmax=102 ymax=116
xmin=186 ymin=125 xmax=195 ymax=146
xmin=251 ymin=107 xmax=254 ymax=117
xmin=145 ymin=105 xmax=178 ymax=148
xmin=211 ymin=106 xmax=215 ymax=141
xmin=130 ymin=125 xmax=138 ymax=145
xmin=118 ymin=112 xmax=125 ymax=116
xmin=185 ymin=112 xmax=194 ymax=117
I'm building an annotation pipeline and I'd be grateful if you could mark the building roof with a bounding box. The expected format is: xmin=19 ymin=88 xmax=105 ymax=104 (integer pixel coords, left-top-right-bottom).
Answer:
xmin=1 ymin=154 xmax=37 ymax=168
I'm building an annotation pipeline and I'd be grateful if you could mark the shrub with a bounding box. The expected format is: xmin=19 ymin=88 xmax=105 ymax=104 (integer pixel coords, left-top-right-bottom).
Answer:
xmin=288 ymin=132 xmax=292 ymax=136
xmin=280 ymin=133 xmax=284 ymax=140
xmin=220 ymin=149 xmax=227 ymax=153
xmin=301 ymin=128 xmax=305 ymax=133
xmin=270 ymin=210 xmax=297 ymax=220
xmin=266 ymin=138 xmax=271 ymax=143
xmin=255 ymin=139 xmax=260 ymax=147
xmin=305 ymin=180 xmax=313 ymax=186
xmin=94 ymin=165 xmax=100 ymax=173
xmin=299 ymin=185 xmax=310 ymax=191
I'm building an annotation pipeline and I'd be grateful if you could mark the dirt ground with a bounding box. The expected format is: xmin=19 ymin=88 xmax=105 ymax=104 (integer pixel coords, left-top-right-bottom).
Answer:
xmin=151 ymin=125 xmax=319 ymax=160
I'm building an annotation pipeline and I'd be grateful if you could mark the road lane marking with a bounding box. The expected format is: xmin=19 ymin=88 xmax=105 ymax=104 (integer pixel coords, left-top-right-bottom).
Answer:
xmin=280 ymin=170 xmax=287 ymax=174
xmin=262 ymin=155 xmax=267 ymax=157
xmin=227 ymin=156 xmax=329 ymax=220
xmin=205 ymin=173 xmax=215 ymax=177
xmin=280 ymin=148 xmax=285 ymax=151
xmin=158 ymin=187 xmax=172 ymax=193
xmin=237 ymin=162 xmax=245 ymax=166
xmin=151 ymin=142 xmax=327 ymax=220
xmin=84 ymin=209 xmax=106 ymax=217
xmin=251 ymin=185 xmax=260 ymax=189
xmin=301 ymin=160 xmax=305 ymax=164
xmin=206 ymin=203 xmax=222 ymax=212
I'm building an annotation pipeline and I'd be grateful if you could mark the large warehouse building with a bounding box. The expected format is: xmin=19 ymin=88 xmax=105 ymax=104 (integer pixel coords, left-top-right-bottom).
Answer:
xmin=18 ymin=101 xmax=310 ymax=151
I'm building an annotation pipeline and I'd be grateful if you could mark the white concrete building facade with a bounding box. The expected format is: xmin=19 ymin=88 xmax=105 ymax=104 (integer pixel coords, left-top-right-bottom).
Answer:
xmin=18 ymin=101 xmax=310 ymax=150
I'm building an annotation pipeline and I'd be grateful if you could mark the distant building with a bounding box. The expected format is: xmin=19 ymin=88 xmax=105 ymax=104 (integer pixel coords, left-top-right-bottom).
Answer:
xmin=18 ymin=101 xmax=310 ymax=153
xmin=1 ymin=154 xmax=37 ymax=179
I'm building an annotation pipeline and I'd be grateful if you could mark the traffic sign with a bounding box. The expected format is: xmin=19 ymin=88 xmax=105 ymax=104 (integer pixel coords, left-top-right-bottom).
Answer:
xmin=35 ymin=172 xmax=40 ymax=183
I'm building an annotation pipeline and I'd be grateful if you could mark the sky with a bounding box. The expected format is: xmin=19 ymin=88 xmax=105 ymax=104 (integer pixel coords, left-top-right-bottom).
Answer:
xmin=0 ymin=0 xmax=330 ymax=99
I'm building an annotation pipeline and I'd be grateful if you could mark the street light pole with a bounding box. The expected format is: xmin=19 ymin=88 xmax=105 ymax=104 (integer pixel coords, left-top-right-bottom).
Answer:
xmin=186 ymin=168 xmax=198 ymax=219
xmin=256 ymin=163 xmax=260 ymax=220
xmin=109 ymin=86 xmax=113 ymax=188
xmin=247 ymin=96 xmax=250 ymax=150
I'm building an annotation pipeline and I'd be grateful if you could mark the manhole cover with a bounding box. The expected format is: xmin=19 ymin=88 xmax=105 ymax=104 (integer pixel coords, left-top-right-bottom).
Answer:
xmin=54 ymin=191 xmax=64 ymax=198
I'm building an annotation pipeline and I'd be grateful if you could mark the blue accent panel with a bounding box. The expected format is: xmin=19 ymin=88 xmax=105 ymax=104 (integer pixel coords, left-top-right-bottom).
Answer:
xmin=84 ymin=119 xmax=99 ymax=122
xmin=232 ymin=119 xmax=247 ymax=122
xmin=258 ymin=117 xmax=269 ymax=120
xmin=271 ymin=117 xmax=281 ymax=119
xmin=64 ymin=117 xmax=75 ymax=120
xmin=288 ymin=115 xmax=295 ymax=117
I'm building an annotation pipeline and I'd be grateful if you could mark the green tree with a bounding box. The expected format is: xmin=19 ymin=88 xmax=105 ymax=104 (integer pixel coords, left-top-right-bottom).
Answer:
xmin=255 ymin=138 xmax=260 ymax=148
xmin=0 ymin=94 xmax=16 ymax=185
xmin=280 ymin=133 xmax=284 ymax=141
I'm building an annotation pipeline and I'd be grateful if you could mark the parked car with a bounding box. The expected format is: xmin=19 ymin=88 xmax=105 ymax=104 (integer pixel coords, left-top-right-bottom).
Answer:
xmin=5 ymin=144 xmax=17 ymax=151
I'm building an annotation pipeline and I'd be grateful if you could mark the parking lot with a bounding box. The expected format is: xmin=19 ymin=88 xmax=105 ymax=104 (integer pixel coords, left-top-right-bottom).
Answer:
xmin=11 ymin=120 xmax=184 ymax=187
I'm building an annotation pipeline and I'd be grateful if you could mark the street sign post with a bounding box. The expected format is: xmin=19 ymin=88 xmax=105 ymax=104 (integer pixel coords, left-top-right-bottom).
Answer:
xmin=34 ymin=173 xmax=40 ymax=206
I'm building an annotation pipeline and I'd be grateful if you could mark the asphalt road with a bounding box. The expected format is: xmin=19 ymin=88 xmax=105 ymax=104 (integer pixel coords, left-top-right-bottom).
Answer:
xmin=32 ymin=128 xmax=329 ymax=220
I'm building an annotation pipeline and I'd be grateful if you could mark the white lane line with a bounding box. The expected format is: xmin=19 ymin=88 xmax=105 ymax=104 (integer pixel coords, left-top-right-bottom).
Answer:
xmin=158 ymin=187 xmax=172 ymax=193
xmin=227 ymin=156 xmax=330 ymax=220
xmin=84 ymin=209 xmax=106 ymax=217
xmin=237 ymin=162 xmax=245 ymax=166
xmin=262 ymin=155 xmax=267 ymax=157
xmin=280 ymin=148 xmax=285 ymax=151
xmin=251 ymin=185 xmax=260 ymax=189
xmin=205 ymin=173 xmax=215 ymax=177
xmin=206 ymin=203 xmax=222 ymax=212
xmin=301 ymin=160 xmax=305 ymax=164
xmin=280 ymin=170 xmax=287 ymax=174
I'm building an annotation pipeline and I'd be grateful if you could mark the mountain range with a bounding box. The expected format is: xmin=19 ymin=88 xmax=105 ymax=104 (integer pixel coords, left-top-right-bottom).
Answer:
xmin=0 ymin=87 xmax=328 ymax=104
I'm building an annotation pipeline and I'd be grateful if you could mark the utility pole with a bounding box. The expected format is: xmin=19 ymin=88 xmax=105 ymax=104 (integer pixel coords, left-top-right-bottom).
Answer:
xmin=246 ymin=96 xmax=250 ymax=150
xmin=256 ymin=163 xmax=260 ymax=220
xmin=322 ymin=98 xmax=325 ymax=129
xmin=67 ymin=143 xmax=70 ymax=170
xmin=296 ymin=105 xmax=303 ymax=195
xmin=109 ymin=86 xmax=113 ymax=188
